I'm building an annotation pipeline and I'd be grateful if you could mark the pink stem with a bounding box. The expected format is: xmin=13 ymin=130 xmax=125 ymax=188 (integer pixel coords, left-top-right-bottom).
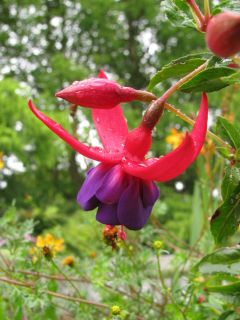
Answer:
xmin=186 ymin=0 xmax=206 ymax=30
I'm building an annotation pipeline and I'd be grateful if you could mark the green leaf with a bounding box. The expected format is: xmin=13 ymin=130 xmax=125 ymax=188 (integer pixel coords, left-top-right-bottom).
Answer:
xmin=235 ymin=148 xmax=240 ymax=161
xmin=147 ymin=53 xmax=209 ymax=91
xmin=208 ymin=281 xmax=240 ymax=296
xmin=161 ymin=0 xmax=196 ymax=29
xmin=218 ymin=311 xmax=236 ymax=320
xmin=222 ymin=167 xmax=240 ymax=201
xmin=216 ymin=117 xmax=240 ymax=150
xmin=216 ymin=147 xmax=234 ymax=160
xmin=212 ymin=0 xmax=240 ymax=15
xmin=0 ymin=297 xmax=6 ymax=320
xmin=194 ymin=247 xmax=240 ymax=275
xmin=210 ymin=183 xmax=240 ymax=245
xmin=180 ymin=68 xmax=240 ymax=92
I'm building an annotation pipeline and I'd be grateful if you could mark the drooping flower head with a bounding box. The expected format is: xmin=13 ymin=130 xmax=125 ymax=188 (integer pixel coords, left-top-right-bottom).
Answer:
xmin=28 ymin=70 xmax=208 ymax=230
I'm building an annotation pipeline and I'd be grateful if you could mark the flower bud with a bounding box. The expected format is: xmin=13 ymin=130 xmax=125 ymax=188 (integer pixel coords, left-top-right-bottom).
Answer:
xmin=206 ymin=12 xmax=240 ymax=57
xmin=102 ymin=225 xmax=119 ymax=250
xmin=56 ymin=78 xmax=156 ymax=109
xmin=111 ymin=305 xmax=121 ymax=316
xmin=118 ymin=226 xmax=126 ymax=241
xmin=153 ymin=240 xmax=163 ymax=250
xmin=197 ymin=295 xmax=205 ymax=304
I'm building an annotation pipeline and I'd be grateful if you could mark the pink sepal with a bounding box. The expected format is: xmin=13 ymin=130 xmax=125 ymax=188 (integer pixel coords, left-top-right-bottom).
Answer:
xmin=122 ymin=93 xmax=208 ymax=182
xmin=28 ymin=100 xmax=123 ymax=163
xmin=92 ymin=70 xmax=128 ymax=152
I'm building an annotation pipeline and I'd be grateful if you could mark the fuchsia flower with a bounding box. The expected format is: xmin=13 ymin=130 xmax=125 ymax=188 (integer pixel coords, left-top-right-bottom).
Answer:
xmin=206 ymin=11 xmax=240 ymax=58
xmin=28 ymin=70 xmax=208 ymax=230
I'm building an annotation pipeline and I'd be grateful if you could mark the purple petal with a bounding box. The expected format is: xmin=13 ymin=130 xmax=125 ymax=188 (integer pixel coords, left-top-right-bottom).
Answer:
xmin=117 ymin=179 xmax=152 ymax=230
xmin=96 ymin=165 xmax=128 ymax=204
xmin=141 ymin=180 xmax=159 ymax=208
xmin=77 ymin=164 xmax=111 ymax=210
xmin=96 ymin=203 xmax=120 ymax=225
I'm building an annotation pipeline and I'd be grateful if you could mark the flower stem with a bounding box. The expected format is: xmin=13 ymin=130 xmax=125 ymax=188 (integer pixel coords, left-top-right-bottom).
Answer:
xmin=155 ymin=61 xmax=208 ymax=107
xmin=155 ymin=253 xmax=187 ymax=320
xmin=46 ymin=290 xmax=109 ymax=309
xmin=204 ymin=0 xmax=211 ymax=23
xmin=51 ymin=259 xmax=82 ymax=297
xmin=233 ymin=56 xmax=240 ymax=63
xmin=186 ymin=0 xmax=205 ymax=30
xmin=156 ymin=252 xmax=167 ymax=291
xmin=17 ymin=269 xmax=87 ymax=282
xmin=164 ymin=102 xmax=230 ymax=148
xmin=142 ymin=61 xmax=208 ymax=130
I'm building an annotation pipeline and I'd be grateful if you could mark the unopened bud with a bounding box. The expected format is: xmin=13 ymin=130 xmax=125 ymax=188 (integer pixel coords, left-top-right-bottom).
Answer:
xmin=197 ymin=295 xmax=205 ymax=304
xmin=153 ymin=240 xmax=163 ymax=250
xmin=206 ymin=12 xmax=240 ymax=57
xmin=118 ymin=226 xmax=126 ymax=241
xmin=56 ymin=78 xmax=156 ymax=109
xmin=141 ymin=100 xmax=165 ymax=130
xmin=111 ymin=305 xmax=121 ymax=315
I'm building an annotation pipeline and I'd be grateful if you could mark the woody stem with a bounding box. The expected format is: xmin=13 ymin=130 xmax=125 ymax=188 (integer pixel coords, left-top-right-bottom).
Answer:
xmin=0 ymin=276 xmax=109 ymax=309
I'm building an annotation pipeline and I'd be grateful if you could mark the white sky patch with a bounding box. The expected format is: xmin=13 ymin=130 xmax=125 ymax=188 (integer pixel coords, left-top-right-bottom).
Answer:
xmin=6 ymin=154 xmax=26 ymax=173
xmin=50 ymin=16 xmax=63 ymax=28
xmin=208 ymin=109 xmax=221 ymax=128
xmin=2 ymin=65 xmax=11 ymax=74
xmin=2 ymin=168 xmax=13 ymax=176
xmin=75 ymin=154 xmax=88 ymax=171
xmin=14 ymin=121 xmax=23 ymax=132
xmin=175 ymin=181 xmax=184 ymax=191
xmin=138 ymin=28 xmax=160 ymax=56
xmin=0 ymin=181 xmax=8 ymax=189
xmin=23 ymin=144 xmax=35 ymax=152
xmin=212 ymin=188 xmax=219 ymax=199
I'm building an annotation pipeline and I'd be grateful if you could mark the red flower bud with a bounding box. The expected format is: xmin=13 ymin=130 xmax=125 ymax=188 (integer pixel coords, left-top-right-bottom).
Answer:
xmin=56 ymin=78 xmax=156 ymax=109
xmin=206 ymin=12 xmax=240 ymax=57
xmin=227 ymin=63 xmax=239 ymax=69
xmin=197 ymin=295 xmax=205 ymax=304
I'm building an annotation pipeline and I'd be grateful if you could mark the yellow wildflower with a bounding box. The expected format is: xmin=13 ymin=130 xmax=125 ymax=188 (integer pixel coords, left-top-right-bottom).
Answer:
xmin=62 ymin=255 xmax=75 ymax=267
xmin=165 ymin=128 xmax=185 ymax=150
xmin=89 ymin=251 xmax=97 ymax=259
xmin=201 ymin=138 xmax=215 ymax=157
xmin=29 ymin=247 xmax=38 ymax=263
xmin=193 ymin=276 xmax=206 ymax=283
xmin=0 ymin=152 xmax=4 ymax=170
xmin=224 ymin=113 xmax=234 ymax=123
xmin=36 ymin=233 xmax=64 ymax=259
